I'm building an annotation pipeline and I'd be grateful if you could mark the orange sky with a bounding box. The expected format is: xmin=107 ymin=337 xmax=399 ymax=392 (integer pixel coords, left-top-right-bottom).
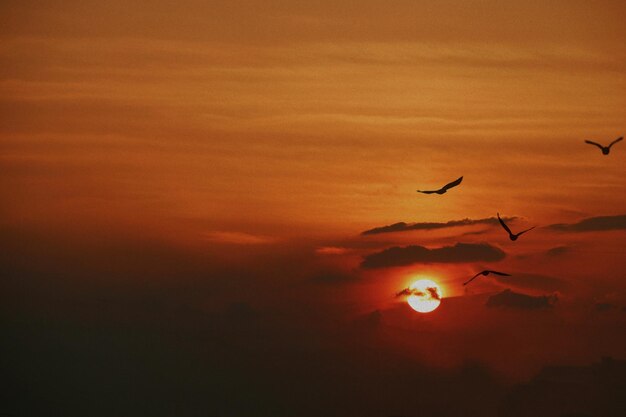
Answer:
xmin=2 ymin=4 xmax=626 ymax=412
xmin=2 ymin=0 xmax=625 ymax=241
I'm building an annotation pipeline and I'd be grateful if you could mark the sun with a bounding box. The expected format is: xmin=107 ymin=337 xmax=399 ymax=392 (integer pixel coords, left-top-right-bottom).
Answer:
xmin=406 ymin=279 xmax=443 ymax=313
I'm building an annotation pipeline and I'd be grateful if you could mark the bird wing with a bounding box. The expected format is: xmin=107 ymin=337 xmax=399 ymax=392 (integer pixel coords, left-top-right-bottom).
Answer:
xmin=518 ymin=226 xmax=536 ymax=236
xmin=608 ymin=136 xmax=623 ymax=148
xmin=585 ymin=140 xmax=604 ymax=149
xmin=417 ymin=190 xmax=437 ymax=194
xmin=486 ymin=271 xmax=511 ymax=276
xmin=463 ymin=273 xmax=481 ymax=286
xmin=497 ymin=213 xmax=512 ymax=234
xmin=442 ymin=176 xmax=463 ymax=191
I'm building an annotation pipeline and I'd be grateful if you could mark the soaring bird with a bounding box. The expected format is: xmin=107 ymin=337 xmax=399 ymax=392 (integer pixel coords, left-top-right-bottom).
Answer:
xmin=584 ymin=136 xmax=623 ymax=155
xmin=417 ymin=176 xmax=463 ymax=195
xmin=497 ymin=213 xmax=535 ymax=241
xmin=463 ymin=270 xmax=511 ymax=286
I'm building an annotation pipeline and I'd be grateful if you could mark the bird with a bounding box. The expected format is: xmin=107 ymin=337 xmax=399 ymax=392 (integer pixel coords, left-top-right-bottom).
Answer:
xmin=584 ymin=136 xmax=622 ymax=155
xmin=497 ymin=213 xmax=535 ymax=241
xmin=463 ymin=270 xmax=511 ymax=286
xmin=417 ymin=176 xmax=463 ymax=195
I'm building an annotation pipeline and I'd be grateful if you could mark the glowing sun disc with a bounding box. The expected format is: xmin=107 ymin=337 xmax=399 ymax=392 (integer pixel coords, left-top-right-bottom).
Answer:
xmin=407 ymin=279 xmax=442 ymax=313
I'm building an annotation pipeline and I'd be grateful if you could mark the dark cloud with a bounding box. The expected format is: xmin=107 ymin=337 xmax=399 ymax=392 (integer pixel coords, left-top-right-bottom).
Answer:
xmin=352 ymin=310 xmax=383 ymax=329
xmin=545 ymin=245 xmax=572 ymax=257
xmin=547 ymin=214 xmax=626 ymax=232
xmin=361 ymin=216 xmax=516 ymax=235
xmin=595 ymin=302 xmax=614 ymax=312
xmin=4 ymin=224 xmax=626 ymax=416
xmin=493 ymin=273 xmax=568 ymax=292
xmin=426 ymin=286 xmax=441 ymax=300
xmin=460 ymin=228 xmax=491 ymax=237
xmin=396 ymin=288 xmax=414 ymax=297
xmin=486 ymin=289 xmax=557 ymax=309
xmin=396 ymin=286 xmax=442 ymax=300
xmin=361 ymin=242 xmax=505 ymax=269
xmin=502 ymin=357 xmax=626 ymax=417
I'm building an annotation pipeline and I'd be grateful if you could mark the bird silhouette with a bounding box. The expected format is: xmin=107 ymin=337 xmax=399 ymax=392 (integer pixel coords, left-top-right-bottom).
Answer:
xmin=584 ymin=136 xmax=622 ymax=155
xmin=417 ymin=176 xmax=463 ymax=195
xmin=497 ymin=213 xmax=535 ymax=241
xmin=463 ymin=270 xmax=511 ymax=286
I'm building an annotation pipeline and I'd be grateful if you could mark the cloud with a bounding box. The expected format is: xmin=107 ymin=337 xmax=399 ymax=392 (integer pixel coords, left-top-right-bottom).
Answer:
xmin=352 ymin=310 xmax=383 ymax=329
xmin=460 ymin=228 xmax=491 ymax=237
xmin=361 ymin=217 xmax=516 ymax=235
xmin=202 ymin=231 xmax=276 ymax=245
xmin=396 ymin=286 xmax=442 ymax=301
xmin=595 ymin=302 xmax=614 ymax=312
xmin=426 ymin=286 xmax=441 ymax=300
xmin=493 ymin=273 xmax=569 ymax=292
xmin=361 ymin=242 xmax=505 ymax=269
xmin=486 ymin=289 xmax=557 ymax=309
xmin=547 ymin=214 xmax=626 ymax=233
xmin=545 ymin=246 xmax=572 ymax=257
xmin=315 ymin=246 xmax=350 ymax=255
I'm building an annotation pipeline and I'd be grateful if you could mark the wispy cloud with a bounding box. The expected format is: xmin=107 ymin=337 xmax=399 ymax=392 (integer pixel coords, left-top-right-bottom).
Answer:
xmin=486 ymin=289 xmax=557 ymax=309
xmin=547 ymin=214 xmax=626 ymax=232
xmin=315 ymin=246 xmax=351 ymax=255
xmin=202 ymin=231 xmax=275 ymax=245
xmin=545 ymin=246 xmax=572 ymax=257
xmin=361 ymin=242 xmax=505 ymax=269
xmin=493 ymin=273 xmax=568 ymax=292
xmin=396 ymin=286 xmax=442 ymax=300
xmin=361 ymin=216 xmax=516 ymax=236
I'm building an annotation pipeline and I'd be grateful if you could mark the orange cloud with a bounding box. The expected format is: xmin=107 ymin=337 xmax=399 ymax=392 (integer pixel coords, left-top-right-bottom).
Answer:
xmin=201 ymin=231 xmax=275 ymax=245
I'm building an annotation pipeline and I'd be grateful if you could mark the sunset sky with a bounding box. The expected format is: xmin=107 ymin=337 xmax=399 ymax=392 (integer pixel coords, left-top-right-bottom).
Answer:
xmin=2 ymin=1 xmax=626 ymax=416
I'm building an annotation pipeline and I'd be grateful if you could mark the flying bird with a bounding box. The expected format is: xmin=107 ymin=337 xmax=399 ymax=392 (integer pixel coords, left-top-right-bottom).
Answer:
xmin=497 ymin=213 xmax=535 ymax=241
xmin=463 ymin=270 xmax=511 ymax=286
xmin=584 ymin=136 xmax=623 ymax=155
xmin=417 ymin=176 xmax=463 ymax=195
